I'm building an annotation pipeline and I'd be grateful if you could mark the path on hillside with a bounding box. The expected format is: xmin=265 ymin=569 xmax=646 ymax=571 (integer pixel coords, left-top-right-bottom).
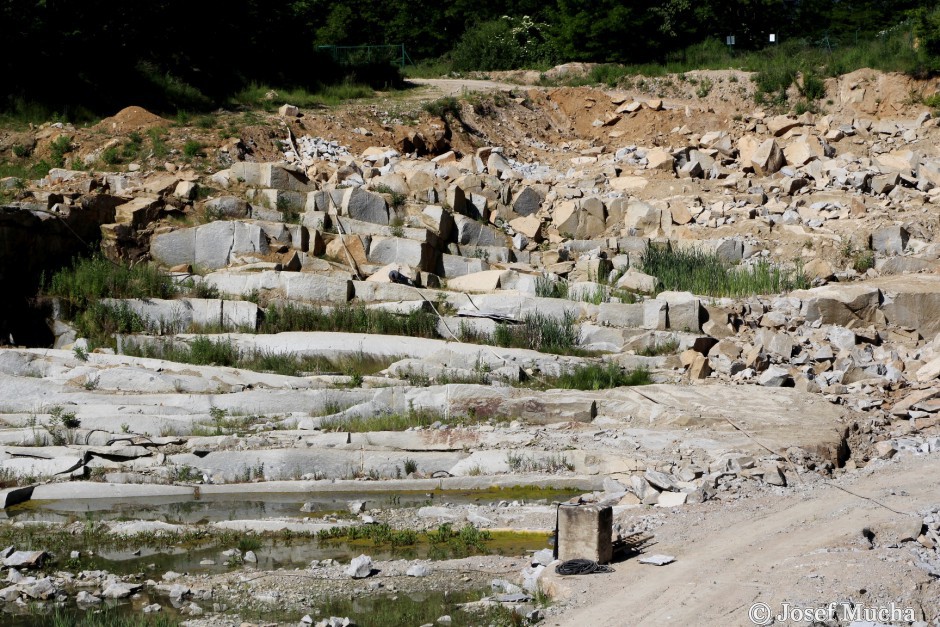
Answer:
xmin=548 ymin=454 xmax=940 ymax=627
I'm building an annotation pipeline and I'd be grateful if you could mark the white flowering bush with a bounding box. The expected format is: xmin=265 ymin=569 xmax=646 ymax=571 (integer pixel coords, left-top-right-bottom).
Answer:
xmin=450 ymin=15 xmax=558 ymax=71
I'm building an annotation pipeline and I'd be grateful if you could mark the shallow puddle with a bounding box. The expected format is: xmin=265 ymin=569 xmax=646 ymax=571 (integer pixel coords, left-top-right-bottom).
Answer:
xmin=5 ymin=486 xmax=580 ymax=525
xmin=3 ymin=588 xmax=518 ymax=627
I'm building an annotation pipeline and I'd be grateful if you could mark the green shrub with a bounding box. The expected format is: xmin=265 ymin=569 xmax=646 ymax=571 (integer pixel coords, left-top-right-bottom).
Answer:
xmin=148 ymin=128 xmax=169 ymax=159
xmin=695 ymin=77 xmax=714 ymax=98
xmin=183 ymin=140 xmax=204 ymax=158
xmin=49 ymin=135 xmax=73 ymax=168
xmin=450 ymin=16 xmax=557 ymax=72
xmin=229 ymin=82 xmax=374 ymax=110
xmin=639 ymin=337 xmax=680 ymax=357
xmin=73 ymin=302 xmax=150 ymax=348
xmin=422 ymin=96 xmax=461 ymax=119
xmin=799 ymin=71 xmax=826 ymax=101
xmin=100 ymin=146 xmax=120 ymax=165
xmin=535 ymin=276 xmax=569 ymax=299
xmin=320 ymin=408 xmax=467 ymax=432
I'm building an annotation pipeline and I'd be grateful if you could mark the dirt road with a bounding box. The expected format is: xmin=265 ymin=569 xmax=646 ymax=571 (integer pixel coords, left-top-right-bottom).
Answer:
xmin=406 ymin=78 xmax=522 ymax=97
xmin=547 ymin=454 xmax=940 ymax=626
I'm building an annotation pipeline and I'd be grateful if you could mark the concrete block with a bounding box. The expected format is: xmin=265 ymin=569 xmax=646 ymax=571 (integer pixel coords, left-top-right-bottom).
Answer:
xmin=557 ymin=505 xmax=613 ymax=564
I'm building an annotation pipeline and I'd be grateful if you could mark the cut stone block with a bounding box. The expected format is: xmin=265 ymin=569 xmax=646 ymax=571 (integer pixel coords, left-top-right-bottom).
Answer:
xmin=557 ymin=505 xmax=613 ymax=564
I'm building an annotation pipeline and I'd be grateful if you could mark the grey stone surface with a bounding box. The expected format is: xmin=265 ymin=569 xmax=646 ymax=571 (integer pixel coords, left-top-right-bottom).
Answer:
xmin=367 ymin=236 xmax=437 ymax=272
xmin=151 ymin=228 xmax=197 ymax=267
xmin=342 ymin=188 xmax=389 ymax=225
xmin=205 ymin=196 xmax=250 ymax=219
xmin=513 ymin=187 xmax=543 ymax=217
xmin=205 ymin=271 xmax=353 ymax=303
xmin=194 ymin=220 xmax=236 ymax=270
xmin=439 ymin=254 xmax=489 ymax=278
xmin=453 ymin=215 xmax=508 ymax=247
xmin=871 ymin=225 xmax=909 ymax=256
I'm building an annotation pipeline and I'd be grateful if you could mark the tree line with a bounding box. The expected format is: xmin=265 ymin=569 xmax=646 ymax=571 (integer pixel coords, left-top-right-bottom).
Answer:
xmin=1 ymin=0 xmax=937 ymax=117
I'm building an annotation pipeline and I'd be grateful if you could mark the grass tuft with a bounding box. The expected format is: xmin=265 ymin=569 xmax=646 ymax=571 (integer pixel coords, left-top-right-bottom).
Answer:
xmin=230 ymin=82 xmax=374 ymax=110
xmin=641 ymin=244 xmax=808 ymax=298
xmin=320 ymin=407 xmax=481 ymax=432
xmin=45 ymin=256 xmax=176 ymax=310
xmin=551 ymin=362 xmax=651 ymax=390
xmin=260 ymin=303 xmax=439 ymax=338
xmin=460 ymin=311 xmax=581 ymax=355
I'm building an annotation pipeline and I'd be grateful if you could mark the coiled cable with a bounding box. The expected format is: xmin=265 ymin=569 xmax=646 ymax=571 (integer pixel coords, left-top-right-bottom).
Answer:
xmin=554 ymin=559 xmax=614 ymax=575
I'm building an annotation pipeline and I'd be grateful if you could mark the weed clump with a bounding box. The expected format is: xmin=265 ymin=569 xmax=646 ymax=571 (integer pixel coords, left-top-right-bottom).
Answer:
xmin=319 ymin=407 xmax=477 ymax=433
xmin=641 ymin=244 xmax=808 ymax=298
xmin=551 ymin=362 xmax=651 ymax=390
xmin=460 ymin=311 xmax=581 ymax=355
xmin=46 ymin=255 xmax=176 ymax=310
xmin=260 ymin=303 xmax=439 ymax=338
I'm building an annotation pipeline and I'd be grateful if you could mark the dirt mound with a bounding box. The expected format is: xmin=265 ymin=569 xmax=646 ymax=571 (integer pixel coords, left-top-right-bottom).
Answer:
xmin=829 ymin=68 xmax=940 ymax=118
xmin=94 ymin=106 xmax=168 ymax=133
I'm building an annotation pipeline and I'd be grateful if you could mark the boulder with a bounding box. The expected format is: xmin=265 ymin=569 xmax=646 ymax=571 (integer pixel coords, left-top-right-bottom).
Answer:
xmin=660 ymin=291 xmax=703 ymax=332
xmin=783 ymin=136 xmax=825 ymax=166
xmin=115 ymin=195 xmax=162 ymax=229
xmin=871 ymin=225 xmax=908 ymax=256
xmin=3 ymin=550 xmax=47 ymax=568
xmin=616 ymin=268 xmax=658 ymax=293
xmin=453 ymin=215 xmax=507 ymax=247
xmin=231 ymin=162 xmax=314 ymax=192
xmin=750 ymin=139 xmax=785 ymax=176
xmin=513 ymin=187 xmax=542 ymax=217
xmin=623 ymin=202 xmax=662 ymax=237
xmin=406 ymin=564 xmax=431 ymax=577
xmin=447 ymin=270 xmax=508 ymax=293
xmin=346 ymin=555 xmax=373 ymax=579
xmin=794 ymin=285 xmax=882 ymax=327
xmin=509 ymin=215 xmax=543 ymax=240
xmin=646 ymin=149 xmax=675 ymax=171
xmin=101 ymin=582 xmax=142 ymax=599
xmin=759 ymin=366 xmax=793 ymax=387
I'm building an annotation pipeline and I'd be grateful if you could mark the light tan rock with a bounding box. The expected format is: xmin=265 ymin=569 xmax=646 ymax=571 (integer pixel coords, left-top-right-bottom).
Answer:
xmin=768 ymin=115 xmax=800 ymax=136
xmin=736 ymin=135 xmax=761 ymax=170
xmin=688 ymin=355 xmax=712 ymax=380
xmin=803 ymin=258 xmax=835 ymax=281
xmin=670 ymin=205 xmax=693 ymax=225
xmin=509 ymin=215 xmax=543 ymax=240
xmin=447 ymin=270 xmax=508 ymax=292
xmin=750 ymin=138 xmax=785 ymax=176
xmin=609 ymin=176 xmax=648 ymax=192
xmin=646 ymin=149 xmax=675 ymax=171
xmin=783 ymin=135 xmax=825 ymax=166
xmin=616 ymin=268 xmax=658 ymax=293
xmin=680 ymin=349 xmax=700 ymax=368
xmin=326 ymin=234 xmax=369 ymax=268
